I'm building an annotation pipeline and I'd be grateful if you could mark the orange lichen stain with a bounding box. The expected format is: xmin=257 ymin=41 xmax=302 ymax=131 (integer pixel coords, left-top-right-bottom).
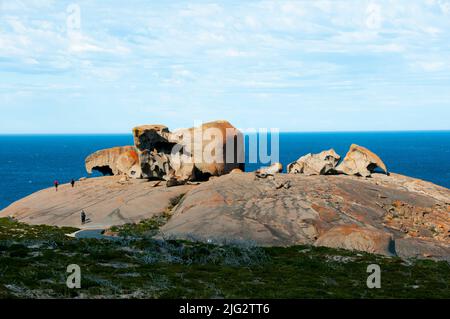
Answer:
xmin=326 ymin=224 xmax=362 ymax=236
xmin=392 ymin=200 xmax=404 ymax=208
xmin=384 ymin=200 xmax=450 ymax=243
xmin=311 ymin=204 xmax=338 ymax=222
xmin=341 ymin=203 xmax=368 ymax=223
xmin=127 ymin=149 xmax=139 ymax=163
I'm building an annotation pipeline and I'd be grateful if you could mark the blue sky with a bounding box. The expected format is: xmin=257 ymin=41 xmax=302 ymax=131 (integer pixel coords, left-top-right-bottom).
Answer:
xmin=1 ymin=0 xmax=450 ymax=133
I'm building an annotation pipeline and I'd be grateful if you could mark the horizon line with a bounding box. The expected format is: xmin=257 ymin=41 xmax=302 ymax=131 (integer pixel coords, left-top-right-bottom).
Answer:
xmin=1 ymin=129 xmax=450 ymax=135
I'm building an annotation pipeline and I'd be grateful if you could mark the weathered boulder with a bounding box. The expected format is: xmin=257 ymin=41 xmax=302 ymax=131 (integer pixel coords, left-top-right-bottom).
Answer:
xmin=133 ymin=120 xmax=245 ymax=182
xmin=116 ymin=148 xmax=142 ymax=178
xmin=139 ymin=150 xmax=195 ymax=182
xmin=287 ymin=149 xmax=341 ymax=175
xmin=139 ymin=150 xmax=173 ymax=180
xmin=85 ymin=146 xmax=141 ymax=178
xmin=314 ymin=225 xmax=395 ymax=256
xmin=132 ymin=125 xmax=173 ymax=152
xmin=169 ymin=120 xmax=245 ymax=177
xmin=336 ymin=144 xmax=388 ymax=177
xmin=230 ymin=168 xmax=244 ymax=174
xmin=255 ymin=163 xmax=283 ymax=178
xmin=86 ymin=120 xmax=245 ymax=183
xmin=132 ymin=124 xmax=180 ymax=181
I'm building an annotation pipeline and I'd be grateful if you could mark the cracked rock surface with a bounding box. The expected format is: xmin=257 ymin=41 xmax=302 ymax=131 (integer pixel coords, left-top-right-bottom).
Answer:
xmin=1 ymin=172 xmax=449 ymax=261
xmin=0 ymin=176 xmax=194 ymax=229
xmin=160 ymin=172 xmax=450 ymax=260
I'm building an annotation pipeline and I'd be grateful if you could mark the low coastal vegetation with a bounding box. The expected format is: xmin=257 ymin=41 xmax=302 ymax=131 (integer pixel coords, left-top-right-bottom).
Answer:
xmin=107 ymin=216 xmax=168 ymax=238
xmin=106 ymin=193 xmax=185 ymax=238
xmin=1 ymin=217 xmax=449 ymax=299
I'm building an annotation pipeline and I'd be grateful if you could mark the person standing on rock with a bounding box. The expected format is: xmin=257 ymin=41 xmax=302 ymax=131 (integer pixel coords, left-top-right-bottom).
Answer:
xmin=71 ymin=179 xmax=75 ymax=188
xmin=54 ymin=180 xmax=59 ymax=192
xmin=81 ymin=210 xmax=86 ymax=225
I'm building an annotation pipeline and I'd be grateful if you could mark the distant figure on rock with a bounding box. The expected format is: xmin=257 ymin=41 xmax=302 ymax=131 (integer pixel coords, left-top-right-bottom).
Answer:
xmin=71 ymin=179 xmax=75 ymax=188
xmin=54 ymin=180 xmax=59 ymax=191
xmin=81 ymin=210 xmax=86 ymax=225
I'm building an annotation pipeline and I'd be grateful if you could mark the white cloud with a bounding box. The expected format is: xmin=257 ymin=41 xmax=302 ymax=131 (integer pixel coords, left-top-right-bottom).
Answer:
xmin=179 ymin=3 xmax=223 ymax=17
xmin=68 ymin=32 xmax=104 ymax=53
xmin=222 ymin=49 xmax=253 ymax=58
xmin=244 ymin=16 xmax=259 ymax=29
xmin=412 ymin=58 xmax=447 ymax=72
xmin=1 ymin=0 xmax=450 ymax=132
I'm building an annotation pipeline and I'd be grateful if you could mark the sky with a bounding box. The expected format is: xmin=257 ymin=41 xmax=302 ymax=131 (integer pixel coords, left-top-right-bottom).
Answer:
xmin=0 ymin=0 xmax=450 ymax=133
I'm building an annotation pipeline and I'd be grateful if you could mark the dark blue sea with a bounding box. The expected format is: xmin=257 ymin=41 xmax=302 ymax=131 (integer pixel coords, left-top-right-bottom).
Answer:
xmin=0 ymin=132 xmax=449 ymax=210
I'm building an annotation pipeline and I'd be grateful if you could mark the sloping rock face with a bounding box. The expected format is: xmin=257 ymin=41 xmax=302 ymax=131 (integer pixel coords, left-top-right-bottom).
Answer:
xmin=288 ymin=149 xmax=341 ymax=175
xmin=336 ymin=144 xmax=388 ymax=177
xmin=85 ymin=146 xmax=141 ymax=178
xmin=314 ymin=225 xmax=394 ymax=256
xmin=86 ymin=120 xmax=245 ymax=183
xmin=0 ymin=176 xmax=195 ymax=229
xmin=1 ymin=171 xmax=449 ymax=260
xmin=160 ymin=172 xmax=450 ymax=260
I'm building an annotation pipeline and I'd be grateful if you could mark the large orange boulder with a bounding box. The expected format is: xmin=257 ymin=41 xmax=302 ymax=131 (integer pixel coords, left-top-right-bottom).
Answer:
xmin=85 ymin=146 xmax=141 ymax=178
xmin=132 ymin=120 xmax=245 ymax=181
xmin=336 ymin=144 xmax=388 ymax=177
xmin=169 ymin=120 xmax=245 ymax=177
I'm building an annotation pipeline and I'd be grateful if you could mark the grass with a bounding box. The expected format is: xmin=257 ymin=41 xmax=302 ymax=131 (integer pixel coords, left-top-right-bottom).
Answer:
xmin=108 ymin=217 xmax=167 ymax=238
xmin=0 ymin=217 xmax=449 ymax=299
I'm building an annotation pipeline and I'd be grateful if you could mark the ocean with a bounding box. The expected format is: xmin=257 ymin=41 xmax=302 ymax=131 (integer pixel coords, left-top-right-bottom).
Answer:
xmin=0 ymin=131 xmax=449 ymax=210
